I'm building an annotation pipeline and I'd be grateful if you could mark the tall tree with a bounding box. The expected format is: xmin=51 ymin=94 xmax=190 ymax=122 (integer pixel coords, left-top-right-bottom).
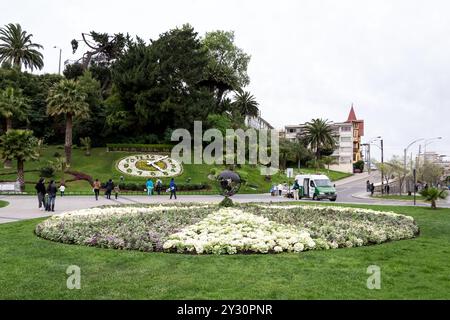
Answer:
xmin=201 ymin=30 xmax=251 ymax=107
xmin=111 ymin=25 xmax=215 ymax=136
xmin=47 ymin=79 xmax=89 ymax=166
xmin=303 ymin=119 xmax=336 ymax=160
xmin=0 ymin=129 xmax=39 ymax=191
xmin=0 ymin=23 xmax=44 ymax=71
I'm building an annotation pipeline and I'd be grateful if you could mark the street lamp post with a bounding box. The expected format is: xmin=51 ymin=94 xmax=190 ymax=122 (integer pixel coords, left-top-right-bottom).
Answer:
xmin=53 ymin=46 xmax=62 ymax=75
xmin=403 ymin=138 xmax=425 ymax=194
xmin=423 ymin=137 xmax=442 ymax=160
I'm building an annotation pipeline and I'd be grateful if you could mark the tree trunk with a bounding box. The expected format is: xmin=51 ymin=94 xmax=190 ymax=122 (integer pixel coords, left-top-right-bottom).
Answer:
xmin=17 ymin=160 xmax=25 ymax=192
xmin=5 ymin=117 xmax=12 ymax=131
xmin=3 ymin=118 xmax=12 ymax=169
xmin=431 ymin=199 xmax=436 ymax=209
xmin=65 ymin=114 xmax=73 ymax=167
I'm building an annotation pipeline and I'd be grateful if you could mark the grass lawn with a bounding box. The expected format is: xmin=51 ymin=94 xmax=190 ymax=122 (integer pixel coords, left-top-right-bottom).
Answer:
xmin=0 ymin=203 xmax=449 ymax=299
xmin=0 ymin=200 xmax=9 ymax=208
xmin=0 ymin=146 xmax=351 ymax=194
xmin=373 ymin=195 xmax=426 ymax=202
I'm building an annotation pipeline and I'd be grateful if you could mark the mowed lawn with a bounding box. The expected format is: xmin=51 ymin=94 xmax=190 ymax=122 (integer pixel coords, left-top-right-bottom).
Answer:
xmin=0 ymin=204 xmax=449 ymax=299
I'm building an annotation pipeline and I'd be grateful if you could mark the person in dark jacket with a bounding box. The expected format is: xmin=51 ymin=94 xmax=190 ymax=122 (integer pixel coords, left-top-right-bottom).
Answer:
xmin=46 ymin=180 xmax=57 ymax=212
xmin=105 ymin=179 xmax=114 ymax=199
xmin=35 ymin=178 xmax=46 ymax=211
xmin=370 ymin=183 xmax=375 ymax=196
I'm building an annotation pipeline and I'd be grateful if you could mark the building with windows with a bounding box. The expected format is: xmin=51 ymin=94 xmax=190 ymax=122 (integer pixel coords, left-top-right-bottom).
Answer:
xmin=245 ymin=113 xmax=274 ymax=130
xmin=282 ymin=105 xmax=364 ymax=173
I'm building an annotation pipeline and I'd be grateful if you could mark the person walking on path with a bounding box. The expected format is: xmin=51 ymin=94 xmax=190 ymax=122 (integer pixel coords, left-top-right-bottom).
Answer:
xmin=156 ymin=178 xmax=162 ymax=195
xmin=370 ymin=183 xmax=375 ymax=196
xmin=366 ymin=180 xmax=370 ymax=192
xmin=146 ymin=179 xmax=154 ymax=196
xmin=105 ymin=179 xmax=114 ymax=199
xmin=93 ymin=179 xmax=101 ymax=200
xmin=35 ymin=178 xmax=46 ymax=211
xmin=114 ymin=184 xmax=120 ymax=200
xmin=59 ymin=184 xmax=65 ymax=197
xmin=292 ymin=180 xmax=300 ymax=200
xmin=46 ymin=180 xmax=57 ymax=212
xmin=169 ymin=178 xmax=177 ymax=200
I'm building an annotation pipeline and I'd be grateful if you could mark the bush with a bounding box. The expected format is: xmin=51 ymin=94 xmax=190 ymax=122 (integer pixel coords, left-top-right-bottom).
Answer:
xmin=219 ymin=197 xmax=234 ymax=207
xmin=106 ymin=144 xmax=173 ymax=153
xmin=353 ymin=160 xmax=365 ymax=172
xmin=39 ymin=166 xmax=55 ymax=178
xmin=53 ymin=152 xmax=61 ymax=158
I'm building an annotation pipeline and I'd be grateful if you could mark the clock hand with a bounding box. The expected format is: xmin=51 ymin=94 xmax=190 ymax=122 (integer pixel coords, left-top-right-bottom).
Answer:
xmin=146 ymin=156 xmax=168 ymax=166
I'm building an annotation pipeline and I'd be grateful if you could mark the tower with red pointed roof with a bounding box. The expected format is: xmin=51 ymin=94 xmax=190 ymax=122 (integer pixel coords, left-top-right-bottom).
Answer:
xmin=345 ymin=104 xmax=364 ymax=163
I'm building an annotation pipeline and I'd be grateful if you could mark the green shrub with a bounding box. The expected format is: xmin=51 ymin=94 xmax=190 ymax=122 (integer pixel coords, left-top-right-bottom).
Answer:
xmin=106 ymin=144 xmax=173 ymax=153
xmin=219 ymin=196 xmax=234 ymax=207
xmin=39 ymin=166 xmax=55 ymax=178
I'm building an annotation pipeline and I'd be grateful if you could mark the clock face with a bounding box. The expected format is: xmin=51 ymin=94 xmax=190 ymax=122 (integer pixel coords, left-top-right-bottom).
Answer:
xmin=116 ymin=154 xmax=183 ymax=178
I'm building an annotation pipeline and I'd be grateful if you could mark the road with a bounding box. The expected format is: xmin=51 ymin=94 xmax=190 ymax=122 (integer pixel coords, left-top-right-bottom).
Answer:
xmin=0 ymin=172 xmax=448 ymax=224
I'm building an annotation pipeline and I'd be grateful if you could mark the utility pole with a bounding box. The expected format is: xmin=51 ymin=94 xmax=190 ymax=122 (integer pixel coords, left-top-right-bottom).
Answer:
xmin=381 ymin=139 xmax=384 ymax=195
xmin=54 ymin=46 xmax=62 ymax=75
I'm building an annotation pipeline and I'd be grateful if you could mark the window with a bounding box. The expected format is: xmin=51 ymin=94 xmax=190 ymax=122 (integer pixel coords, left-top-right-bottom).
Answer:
xmin=341 ymin=136 xmax=352 ymax=142
xmin=341 ymin=126 xmax=351 ymax=132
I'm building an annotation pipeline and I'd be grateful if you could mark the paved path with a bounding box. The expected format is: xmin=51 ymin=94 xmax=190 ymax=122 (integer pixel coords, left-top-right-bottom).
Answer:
xmin=1 ymin=172 xmax=448 ymax=224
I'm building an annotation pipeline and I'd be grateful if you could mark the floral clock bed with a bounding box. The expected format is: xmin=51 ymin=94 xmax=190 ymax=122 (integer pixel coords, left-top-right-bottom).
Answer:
xmin=116 ymin=154 xmax=183 ymax=178
xmin=35 ymin=204 xmax=419 ymax=255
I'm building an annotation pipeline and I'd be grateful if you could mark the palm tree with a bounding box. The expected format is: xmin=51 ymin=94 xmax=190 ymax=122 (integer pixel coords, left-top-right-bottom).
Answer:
xmin=420 ymin=187 xmax=448 ymax=209
xmin=232 ymin=90 xmax=259 ymax=118
xmin=0 ymin=23 xmax=44 ymax=71
xmin=321 ymin=156 xmax=338 ymax=174
xmin=0 ymin=87 xmax=29 ymax=168
xmin=0 ymin=87 xmax=29 ymax=131
xmin=0 ymin=129 xmax=39 ymax=191
xmin=47 ymin=79 xmax=89 ymax=166
xmin=303 ymin=118 xmax=336 ymax=161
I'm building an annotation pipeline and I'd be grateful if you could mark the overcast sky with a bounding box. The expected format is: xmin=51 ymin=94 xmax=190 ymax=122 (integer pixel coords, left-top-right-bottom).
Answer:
xmin=1 ymin=0 xmax=449 ymax=160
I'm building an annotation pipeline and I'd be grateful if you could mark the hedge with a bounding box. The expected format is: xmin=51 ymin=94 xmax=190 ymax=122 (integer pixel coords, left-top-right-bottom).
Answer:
xmin=100 ymin=182 xmax=212 ymax=192
xmin=106 ymin=144 xmax=174 ymax=153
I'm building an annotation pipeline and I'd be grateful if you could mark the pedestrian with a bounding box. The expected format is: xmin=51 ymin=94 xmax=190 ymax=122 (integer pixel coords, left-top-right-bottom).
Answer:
xmin=370 ymin=183 xmax=375 ymax=196
xmin=93 ymin=179 xmax=101 ymax=201
xmin=169 ymin=178 xmax=177 ymax=200
xmin=35 ymin=178 xmax=46 ymax=211
xmin=46 ymin=180 xmax=57 ymax=212
xmin=146 ymin=179 xmax=154 ymax=196
xmin=385 ymin=184 xmax=390 ymax=195
xmin=59 ymin=184 xmax=65 ymax=197
xmin=105 ymin=179 xmax=114 ymax=199
xmin=293 ymin=180 xmax=300 ymax=200
xmin=278 ymin=183 xmax=283 ymax=196
xmin=156 ymin=178 xmax=162 ymax=195
xmin=114 ymin=184 xmax=120 ymax=200
xmin=366 ymin=180 xmax=370 ymax=192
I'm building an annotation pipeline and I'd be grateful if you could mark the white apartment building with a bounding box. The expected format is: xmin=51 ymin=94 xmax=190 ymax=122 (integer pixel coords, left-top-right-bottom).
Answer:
xmin=283 ymin=121 xmax=354 ymax=173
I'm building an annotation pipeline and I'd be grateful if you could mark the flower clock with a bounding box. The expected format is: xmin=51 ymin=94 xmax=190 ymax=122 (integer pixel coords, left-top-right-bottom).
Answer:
xmin=117 ymin=154 xmax=183 ymax=177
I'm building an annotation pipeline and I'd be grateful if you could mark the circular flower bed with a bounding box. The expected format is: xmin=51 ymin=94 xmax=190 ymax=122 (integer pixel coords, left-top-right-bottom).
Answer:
xmin=116 ymin=154 xmax=182 ymax=177
xmin=35 ymin=204 xmax=419 ymax=254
